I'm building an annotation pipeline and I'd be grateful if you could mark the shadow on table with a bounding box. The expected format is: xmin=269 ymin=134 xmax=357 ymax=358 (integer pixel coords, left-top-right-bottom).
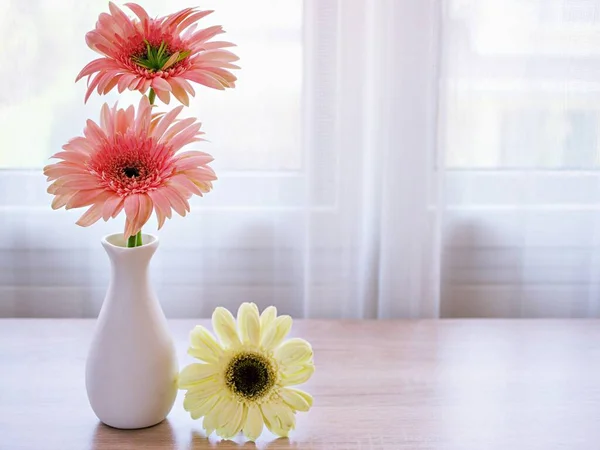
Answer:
xmin=90 ymin=419 xmax=176 ymax=449
xmin=188 ymin=430 xmax=296 ymax=449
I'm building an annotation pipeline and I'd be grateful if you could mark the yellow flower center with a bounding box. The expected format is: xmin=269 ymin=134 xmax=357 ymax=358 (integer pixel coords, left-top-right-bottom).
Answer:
xmin=225 ymin=351 xmax=276 ymax=401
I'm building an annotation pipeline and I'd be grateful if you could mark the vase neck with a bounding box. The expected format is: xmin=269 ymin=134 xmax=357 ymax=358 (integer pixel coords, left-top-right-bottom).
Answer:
xmin=101 ymin=234 xmax=159 ymax=296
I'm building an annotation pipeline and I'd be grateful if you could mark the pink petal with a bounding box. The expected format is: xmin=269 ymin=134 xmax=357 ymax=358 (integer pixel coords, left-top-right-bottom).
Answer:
xmin=125 ymin=2 xmax=150 ymax=25
xmin=194 ymin=61 xmax=240 ymax=70
xmin=115 ymin=108 xmax=131 ymax=135
xmin=136 ymin=194 xmax=154 ymax=230
xmin=108 ymin=2 xmax=135 ymax=34
xmin=198 ymin=49 xmax=240 ymax=62
xmin=44 ymin=164 xmax=86 ymax=181
xmin=102 ymin=195 xmax=124 ymax=221
xmin=124 ymin=194 xmax=140 ymax=221
xmin=66 ymin=189 xmax=106 ymax=209
xmin=76 ymin=203 xmax=104 ymax=227
xmin=152 ymin=77 xmax=172 ymax=92
xmin=51 ymin=193 xmax=75 ymax=210
xmin=169 ymin=174 xmax=202 ymax=196
xmin=101 ymin=74 xmax=122 ymax=95
xmin=76 ymin=58 xmax=119 ymax=82
xmin=112 ymin=199 xmax=125 ymax=218
xmin=177 ymin=78 xmax=196 ymax=96
xmin=84 ymin=31 xmax=114 ymax=56
xmin=162 ymin=7 xmax=196 ymax=30
xmin=94 ymin=71 xmax=118 ymax=95
xmin=169 ymin=123 xmax=203 ymax=151
xmin=50 ymin=151 xmax=89 ymax=165
xmin=201 ymin=41 xmax=236 ymax=50
xmin=196 ymin=181 xmax=213 ymax=193
xmin=84 ymin=119 xmax=108 ymax=146
xmin=97 ymin=12 xmax=120 ymax=36
xmin=148 ymin=189 xmax=173 ymax=222
xmin=184 ymin=72 xmax=226 ymax=90
xmin=163 ymin=185 xmax=189 ymax=216
xmin=47 ymin=180 xmax=63 ymax=195
xmin=155 ymin=88 xmax=171 ymax=104
xmin=206 ymin=67 xmax=237 ymax=83
xmin=139 ymin=78 xmax=151 ymax=94
xmin=174 ymin=153 xmax=214 ymax=171
xmin=125 ymin=105 xmax=135 ymax=127
xmin=155 ymin=205 xmax=167 ymax=229
xmin=84 ymin=73 xmax=104 ymax=103
xmin=160 ymin=117 xmax=197 ymax=144
xmin=118 ymin=73 xmax=137 ymax=93
xmin=129 ymin=76 xmax=143 ymax=90
xmin=134 ymin=96 xmax=152 ymax=135
xmin=185 ymin=167 xmax=218 ymax=182
xmin=99 ymin=103 xmax=113 ymax=137
xmin=175 ymin=10 xmax=213 ymax=34
xmin=62 ymin=178 xmax=101 ymax=191
xmin=124 ymin=218 xmax=137 ymax=239
xmin=62 ymin=137 xmax=94 ymax=154
xmin=188 ymin=25 xmax=225 ymax=46
xmin=152 ymin=105 xmax=184 ymax=140
xmin=167 ymin=78 xmax=190 ymax=106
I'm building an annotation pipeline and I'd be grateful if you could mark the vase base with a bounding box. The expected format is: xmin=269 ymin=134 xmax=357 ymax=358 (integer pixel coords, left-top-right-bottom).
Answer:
xmin=98 ymin=417 xmax=167 ymax=430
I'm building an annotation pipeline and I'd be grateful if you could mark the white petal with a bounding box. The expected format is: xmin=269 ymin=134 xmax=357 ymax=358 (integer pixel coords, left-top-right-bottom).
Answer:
xmin=215 ymin=397 xmax=239 ymax=436
xmin=203 ymin=408 xmax=219 ymax=436
xmin=274 ymin=338 xmax=313 ymax=367
xmin=281 ymin=364 xmax=315 ymax=386
xmin=189 ymin=326 xmax=223 ymax=363
xmin=259 ymin=306 xmax=277 ymax=335
xmin=189 ymin=394 xmax=221 ymax=420
xmin=218 ymin=401 xmax=245 ymax=439
xmin=260 ymin=315 xmax=292 ymax=350
xmin=243 ymin=404 xmax=264 ymax=441
xmin=178 ymin=363 xmax=218 ymax=389
xmin=275 ymin=403 xmax=296 ymax=431
xmin=260 ymin=402 xmax=295 ymax=437
xmin=279 ymin=387 xmax=313 ymax=412
xmin=212 ymin=307 xmax=241 ymax=348
xmin=183 ymin=382 xmax=221 ymax=410
xmin=238 ymin=302 xmax=261 ymax=346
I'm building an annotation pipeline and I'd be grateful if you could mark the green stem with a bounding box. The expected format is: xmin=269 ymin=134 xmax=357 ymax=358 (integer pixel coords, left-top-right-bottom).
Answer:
xmin=148 ymin=88 xmax=156 ymax=105
xmin=127 ymin=234 xmax=137 ymax=248
xmin=127 ymin=231 xmax=142 ymax=248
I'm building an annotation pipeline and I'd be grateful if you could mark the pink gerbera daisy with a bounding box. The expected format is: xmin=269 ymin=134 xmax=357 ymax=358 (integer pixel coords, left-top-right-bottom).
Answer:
xmin=76 ymin=2 xmax=239 ymax=104
xmin=44 ymin=96 xmax=216 ymax=238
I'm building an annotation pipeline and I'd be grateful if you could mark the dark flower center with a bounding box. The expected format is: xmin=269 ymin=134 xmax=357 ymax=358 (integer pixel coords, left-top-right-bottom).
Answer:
xmin=225 ymin=352 xmax=275 ymax=401
xmin=123 ymin=167 xmax=140 ymax=178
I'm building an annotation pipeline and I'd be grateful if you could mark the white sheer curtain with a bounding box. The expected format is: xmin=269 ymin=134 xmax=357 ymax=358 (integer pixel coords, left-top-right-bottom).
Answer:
xmin=1 ymin=0 xmax=599 ymax=319
xmin=441 ymin=0 xmax=600 ymax=317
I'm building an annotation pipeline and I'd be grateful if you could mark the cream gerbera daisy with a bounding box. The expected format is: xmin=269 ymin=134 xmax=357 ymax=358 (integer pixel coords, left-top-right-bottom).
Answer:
xmin=179 ymin=303 xmax=315 ymax=441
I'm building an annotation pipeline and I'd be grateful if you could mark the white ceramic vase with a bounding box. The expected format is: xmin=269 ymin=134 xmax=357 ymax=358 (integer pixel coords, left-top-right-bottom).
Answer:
xmin=86 ymin=233 xmax=178 ymax=429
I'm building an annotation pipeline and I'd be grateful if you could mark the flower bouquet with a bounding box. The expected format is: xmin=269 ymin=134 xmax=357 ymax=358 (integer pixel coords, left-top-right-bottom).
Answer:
xmin=42 ymin=2 xmax=314 ymax=441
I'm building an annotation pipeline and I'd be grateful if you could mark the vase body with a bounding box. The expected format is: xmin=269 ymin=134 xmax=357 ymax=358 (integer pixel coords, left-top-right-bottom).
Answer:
xmin=86 ymin=233 xmax=178 ymax=429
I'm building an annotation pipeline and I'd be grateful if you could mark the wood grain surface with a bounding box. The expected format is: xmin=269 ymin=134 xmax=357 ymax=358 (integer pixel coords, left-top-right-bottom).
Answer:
xmin=1 ymin=319 xmax=599 ymax=449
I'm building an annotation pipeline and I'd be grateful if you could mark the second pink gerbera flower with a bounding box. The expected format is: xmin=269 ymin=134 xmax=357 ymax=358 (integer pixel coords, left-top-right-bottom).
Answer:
xmin=44 ymin=96 xmax=217 ymax=237
xmin=77 ymin=2 xmax=239 ymax=104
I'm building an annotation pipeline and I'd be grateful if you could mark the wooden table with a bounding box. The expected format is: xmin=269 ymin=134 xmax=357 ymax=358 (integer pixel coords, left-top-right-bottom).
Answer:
xmin=1 ymin=320 xmax=599 ymax=449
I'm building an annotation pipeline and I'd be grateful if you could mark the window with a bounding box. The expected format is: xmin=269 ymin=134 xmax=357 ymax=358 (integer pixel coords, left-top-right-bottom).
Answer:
xmin=0 ymin=0 xmax=310 ymax=318
xmin=442 ymin=0 xmax=600 ymax=317
xmin=0 ymin=0 xmax=302 ymax=172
